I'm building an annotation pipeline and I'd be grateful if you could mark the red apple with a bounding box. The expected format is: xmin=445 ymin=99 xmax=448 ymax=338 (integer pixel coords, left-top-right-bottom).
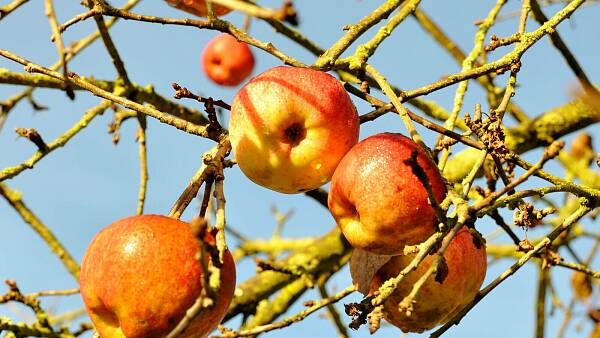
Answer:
xmin=228 ymin=66 xmax=360 ymax=193
xmin=369 ymin=227 xmax=487 ymax=333
xmin=328 ymin=133 xmax=446 ymax=255
xmin=79 ymin=215 xmax=236 ymax=338
xmin=165 ymin=0 xmax=231 ymax=17
xmin=202 ymin=33 xmax=255 ymax=87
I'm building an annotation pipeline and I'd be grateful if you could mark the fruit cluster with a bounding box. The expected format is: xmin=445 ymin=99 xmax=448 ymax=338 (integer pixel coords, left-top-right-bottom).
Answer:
xmin=79 ymin=2 xmax=487 ymax=337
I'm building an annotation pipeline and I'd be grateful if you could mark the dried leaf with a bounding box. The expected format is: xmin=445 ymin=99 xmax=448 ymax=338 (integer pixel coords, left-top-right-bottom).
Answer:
xmin=350 ymin=249 xmax=393 ymax=295
xmin=434 ymin=257 xmax=449 ymax=284
xmin=572 ymin=271 xmax=593 ymax=301
xmin=590 ymin=322 xmax=600 ymax=338
xmin=589 ymin=309 xmax=600 ymax=323
xmin=570 ymin=132 xmax=594 ymax=161
xmin=469 ymin=227 xmax=486 ymax=250
xmin=575 ymin=84 xmax=600 ymax=121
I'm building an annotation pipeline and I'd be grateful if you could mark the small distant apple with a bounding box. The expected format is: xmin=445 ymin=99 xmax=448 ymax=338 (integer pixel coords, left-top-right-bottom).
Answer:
xmin=165 ymin=0 xmax=231 ymax=17
xmin=368 ymin=227 xmax=487 ymax=333
xmin=328 ymin=133 xmax=446 ymax=255
xmin=202 ymin=33 xmax=255 ymax=87
xmin=228 ymin=66 xmax=360 ymax=193
xmin=80 ymin=215 xmax=236 ymax=338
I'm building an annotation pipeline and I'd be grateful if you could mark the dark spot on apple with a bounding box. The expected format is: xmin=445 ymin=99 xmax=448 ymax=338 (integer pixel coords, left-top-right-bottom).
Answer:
xmin=347 ymin=203 xmax=360 ymax=222
xmin=282 ymin=122 xmax=306 ymax=147
xmin=211 ymin=57 xmax=222 ymax=66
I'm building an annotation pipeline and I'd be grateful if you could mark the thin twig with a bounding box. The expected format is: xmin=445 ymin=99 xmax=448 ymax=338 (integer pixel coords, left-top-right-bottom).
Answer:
xmin=15 ymin=128 xmax=48 ymax=152
xmin=0 ymin=0 xmax=30 ymax=20
xmin=233 ymin=237 xmax=315 ymax=261
xmin=58 ymin=3 xmax=306 ymax=67
xmin=0 ymin=317 xmax=70 ymax=338
xmin=218 ymin=286 xmax=356 ymax=337
xmin=199 ymin=179 xmax=214 ymax=219
xmin=397 ymin=221 xmax=465 ymax=317
xmin=45 ymin=0 xmax=74 ymax=99
xmin=339 ymin=0 xmax=587 ymax=109
xmin=0 ymin=0 xmax=141 ymax=125
xmin=530 ymin=0 xmax=596 ymax=93
xmin=556 ymin=237 xmax=600 ymax=338
xmin=365 ymin=64 xmax=426 ymax=150
xmin=168 ymin=144 xmax=223 ymax=219
xmin=84 ymin=0 xmax=131 ymax=86
xmin=0 ymin=49 xmax=214 ymax=139
xmin=211 ymin=0 xmax=294 ymax=22
xmin=0 ymin=101 xmax=111 ymax=182
xmin=0 ymin=184 xmax=81 ymax=279
xmin=536 ymin=265 xmax=549 ymax=338
xmin=431 ymin=205 xmax=592 ymax=337
xmin=247 ymin=0 xmax=454 ymax=131
xmin=412 ymin=9 xmax=529 ymax=123
xmin=135 ymin=113 xmax=148 ymax=215
xmin=347 ymin=0 xmax=422 ymax=69
xmin=489 ymin=210 xmax=522 ymax=245
xmin=318 ymin=283 xmax=349 ymax=338
xmin=470 ymin=141 xmax=565 ymax=213
xmin=237 ymin=277 xmax=309 ymax=333
xmin=313 ymin=0 xmax=404 ymax=69
xmin=403 ymin=149 xmax=446 ymax=226
xmin=510 ymin=156 xmax=600 ymax=202
xmin=437 ymin=0 xmax=507 ymax=171
xmin=27 ymin=288 xmax=80 ymax=298
xmin=353 ymin=86 xmax=484 ymax=150
xmin=172 ymin=83 xmax=231 ymax=111
xmin=214 ymin=177 xmax=227 ymax=263
xmin=370 ymin=231 xmax=446 ymax=308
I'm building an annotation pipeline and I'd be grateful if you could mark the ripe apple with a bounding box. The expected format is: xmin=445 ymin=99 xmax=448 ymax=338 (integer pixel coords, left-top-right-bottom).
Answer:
xmin=368 ymin=227 xmax=487 ymax=333
xmin=328 ymin=133 xmax=446 ymax=255
xmin=202 ymin=33 xmax=255 ymax=87
xmin=228 ymin=66 xmax=360 ymax=193
xmin=79 ymin=215 xmax=236 ymax=338
xmin=165 ymin=0 xmax=232 ymax=17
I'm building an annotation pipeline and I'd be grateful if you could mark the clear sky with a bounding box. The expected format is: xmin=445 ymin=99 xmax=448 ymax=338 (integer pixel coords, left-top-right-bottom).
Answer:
xmin=1 ymin=1 xmax=599 ymax=337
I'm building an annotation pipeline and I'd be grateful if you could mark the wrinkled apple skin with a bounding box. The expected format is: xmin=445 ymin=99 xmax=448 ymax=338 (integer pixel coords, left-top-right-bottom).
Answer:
xmin=368 ymin=228 xmax=487 ymax=333
xmin=80 ymin=215 xmax=236 ymax=338
xmin=165 ymin=0 xmax=231 ymax=17
xmin=328 ymin=133 xmax=446 ymax=255
xmin=202 ymin=33 xmax=255 ymax=87
xmin=229 ymin=66 xmax=359 ymax=194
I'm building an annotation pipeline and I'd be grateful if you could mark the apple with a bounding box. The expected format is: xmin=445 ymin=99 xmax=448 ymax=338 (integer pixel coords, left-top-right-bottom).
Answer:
xmin=79 ymin=215 xmax=236 ymax=338
xmin=165 ymin=0 xmax=231 ymax=17
xmin=228 ymin=66 xmax=360 ymax=193
xmin=328 ymin=133 xmax=446 ymax=255
xmin=202 ymin=33 xmax=255 ymax=87
xmin=368 ymin=227 xmax=487 ymax=333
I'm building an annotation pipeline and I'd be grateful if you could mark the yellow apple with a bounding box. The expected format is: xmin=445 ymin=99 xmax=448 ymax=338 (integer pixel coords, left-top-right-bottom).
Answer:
xmin=229 ymin=66 xmax=360 ymax=193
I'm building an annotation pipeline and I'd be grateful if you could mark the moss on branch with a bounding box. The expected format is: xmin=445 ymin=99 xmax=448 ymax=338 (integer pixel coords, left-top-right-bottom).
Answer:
xmin=444 ymin=97 xmax=599 ymax=183
xmin=225 ymin=228 xmax=351 ymax=321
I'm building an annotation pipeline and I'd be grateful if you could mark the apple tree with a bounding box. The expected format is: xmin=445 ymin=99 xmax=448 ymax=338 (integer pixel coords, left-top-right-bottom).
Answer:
xmin=1 ymin=1 xmax=600 ymax=337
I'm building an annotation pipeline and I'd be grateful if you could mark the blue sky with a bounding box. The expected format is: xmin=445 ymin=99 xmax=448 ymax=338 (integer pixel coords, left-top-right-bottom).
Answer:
xmin=1 ymin=1 xmax=599 ymax=337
